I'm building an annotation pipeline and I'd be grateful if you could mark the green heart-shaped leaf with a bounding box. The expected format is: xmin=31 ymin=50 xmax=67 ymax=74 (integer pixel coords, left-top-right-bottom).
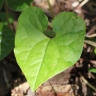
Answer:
xmin=0 ymin=23 xmax=15 ymax=60
xmin=14 ymin=6 xmax=86 ymax=91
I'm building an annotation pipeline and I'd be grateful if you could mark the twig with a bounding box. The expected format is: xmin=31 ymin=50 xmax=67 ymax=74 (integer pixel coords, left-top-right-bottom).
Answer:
xmin=79 ymin=72 xmax=96 ymax=91
xmin=86 ymin=33 xmax=96 ymax=38
xmin=47 ymin=0 xmax=54 ymax=18
xmin=79 ymin=0 xmax=89 ymax=7
xmin=4 ymin=0 xmax=10 ymax=27
xmin=84 ymin=40 xmax=96 ymax=47
xmin=86 ymin=25 xmax=96 ymax=36
xmin=2 ymin=68 xmax=10 ymax=88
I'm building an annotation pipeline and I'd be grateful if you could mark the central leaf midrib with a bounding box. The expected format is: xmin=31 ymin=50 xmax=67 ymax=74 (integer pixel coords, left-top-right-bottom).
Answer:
xmin=34 ymin=39 xmax=51 ymax=89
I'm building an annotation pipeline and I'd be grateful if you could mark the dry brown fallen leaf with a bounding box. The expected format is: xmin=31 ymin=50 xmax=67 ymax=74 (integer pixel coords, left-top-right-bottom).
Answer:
xmin=11 ymin=68 xmax=74 ymax=96
xmin=36 ymin=84 xmax=74 ymax=96
xmin=11 ymin=82 xmax=30 ymax=96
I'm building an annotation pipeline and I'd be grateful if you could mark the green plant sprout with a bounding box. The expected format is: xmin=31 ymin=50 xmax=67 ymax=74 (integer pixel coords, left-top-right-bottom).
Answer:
xmin=2 ymin=0 xmax=96 ymax=93
xmin=14 ymin=6 xmax=86 ymax=91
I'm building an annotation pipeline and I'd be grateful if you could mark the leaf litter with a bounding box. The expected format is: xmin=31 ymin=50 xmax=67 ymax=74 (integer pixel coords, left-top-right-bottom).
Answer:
xmin=0 ymin=0 xmax=96 ymax=96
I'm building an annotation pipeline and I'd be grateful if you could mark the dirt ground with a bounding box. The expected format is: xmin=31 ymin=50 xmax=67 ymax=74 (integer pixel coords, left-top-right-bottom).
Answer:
xmin=0 ymin=0 xmax=96 ymax=96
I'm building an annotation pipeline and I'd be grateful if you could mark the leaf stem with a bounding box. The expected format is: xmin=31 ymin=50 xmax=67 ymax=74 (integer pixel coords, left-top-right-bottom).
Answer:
xmin=47 ymin=0 xmax=54 ymax=18
xmin=48 ymin=22 xmax=52 ymax=28
xmin=4 ymin=0 xmax=10 ymax=27
xmin=79 ymin=72 xmax=96 ymax=91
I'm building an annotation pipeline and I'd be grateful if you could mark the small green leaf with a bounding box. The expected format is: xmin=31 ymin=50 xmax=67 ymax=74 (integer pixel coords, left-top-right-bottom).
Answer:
xmin=0 ymin=23 xmax=15 ymax=60
xmin=94 ymin=48 xmax=96 ymax=54
xmin=14 ymin=6 xmax=86 ymax=91
xmin=0 ymin=0 xmax=4 ymax=10
xmin=7 ymin=0 xmax=32 ymax=11
xmin=89 ymin=68 xmax=96 ymax=73
xmin=0 ymin=12 xmax=14 ymax=24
